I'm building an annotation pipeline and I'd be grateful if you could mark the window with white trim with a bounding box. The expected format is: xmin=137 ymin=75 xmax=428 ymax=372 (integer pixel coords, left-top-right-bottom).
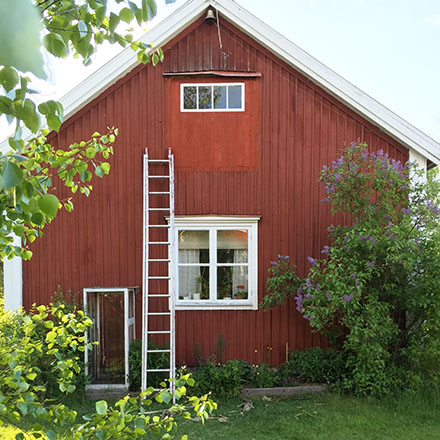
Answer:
xmin=174 ymin=217 xmax=258 ymax=310
xmin=180 ymin=83 xmax=245 ymax=112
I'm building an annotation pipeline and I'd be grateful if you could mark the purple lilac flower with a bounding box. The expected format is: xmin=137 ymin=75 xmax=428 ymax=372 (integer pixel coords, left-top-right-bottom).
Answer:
xmin=414 ymin=237 xmax=421 ymax=245
xmin=366 ymin=260 xmax=375 ymax=268
xmin=270 ymin=261 xmax=278 ymax=266
xmin=321 ymin=246 xmax=330 ymax=254
xmin=322 ymin=198 xmax=331 ymax=203
xmin=344 ymin=236 xmax=349 ymax=243
xmin=334 ymin=173 xmax=341 ymax=182
xmin=369 ymin=236 xmax=377 ymax=244
xmin=328 ymin=224 xmax=335 ymax=233
xmin=361 ymin=150 xmax=369 ymax=160
xmin=343 ymin=293 xmax=354 ymax=302
xmin=305 ymin=278 xmax=312 ymax=292
xmin=401 ymin=207 xmax=411 ymax=215
xmin=307 ymin=256 xmax=317 ymax=267
xmin=316 ymin=283 xmax=321 ymax=291
xmin=304 ymin=294 xmax=314 ymax=299
xmin=326 ymin=292 xmax=332 ymax=300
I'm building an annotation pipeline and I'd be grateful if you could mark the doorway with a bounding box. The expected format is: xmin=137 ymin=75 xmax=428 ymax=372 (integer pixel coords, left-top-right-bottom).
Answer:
xmin=84 ymin=287 xmax=136 ymax=390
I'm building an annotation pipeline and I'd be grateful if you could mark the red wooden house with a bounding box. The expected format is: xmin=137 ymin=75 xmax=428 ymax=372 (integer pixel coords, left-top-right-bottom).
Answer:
xmin=4 ymin=0 xmax=440 ymax=390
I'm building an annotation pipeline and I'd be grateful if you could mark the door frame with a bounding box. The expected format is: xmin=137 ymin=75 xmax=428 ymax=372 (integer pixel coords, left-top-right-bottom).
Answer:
xmin=84 ymin=287 xmax=136 ymax=389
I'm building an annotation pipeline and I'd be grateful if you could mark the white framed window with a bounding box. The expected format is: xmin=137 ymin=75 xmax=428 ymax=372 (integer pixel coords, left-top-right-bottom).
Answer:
xmin=173 ymin=216 xmax=259 ymax=310
xmin=180 ymin=83 xmax=245 ymax=112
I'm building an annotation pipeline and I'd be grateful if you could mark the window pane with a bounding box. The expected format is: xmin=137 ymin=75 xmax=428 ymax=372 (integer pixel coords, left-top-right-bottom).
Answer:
xmin=179 ymin=266 xmax=209 ymax=300
xmin=198 ymin=86 xmax=212 ymax=109
xmin=218 ymin=266 xmax=248 ymax=299
xmin=228 ymin=85 xmax=242 ymax=109
xmin=178 ymin=230 xmax=209 ymax=263
xmin=183 ymin=86 xmax=197 ymax=109
xmin=217 ymin=230 xmax=248 ymax=263
xmin=213 ymin=85 xmax=227 ymax=109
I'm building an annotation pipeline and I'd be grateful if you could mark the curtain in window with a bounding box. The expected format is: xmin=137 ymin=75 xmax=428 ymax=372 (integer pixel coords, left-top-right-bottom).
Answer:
xmin=178 ymin=250 xmax=200 ymax=298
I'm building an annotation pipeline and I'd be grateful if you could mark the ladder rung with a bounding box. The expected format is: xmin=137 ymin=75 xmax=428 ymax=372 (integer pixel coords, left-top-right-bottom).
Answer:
xmin=148 ymin=259 xmax=171 ymax=262
xmin=148 ymin=294 xmax=171 ymax=298
xmin=149 ymin=191 xmax=170 ymax=195
xmin=148 ymin=276 xmax=170 ymax=280
xmin=147 ymin=349 xmax=171 ymax=353
xmin=149 ymin=175 xmax=170 ymax=179
xmin=148 ymin=208 xmax=170 ymax=211
xmin=148 ymin=312 xmax=171 ymax=316
xmin=148 ymin=241 xmax=170 ymax=245
xmin=148 ymin=225 xmax=170 ymax=228
xmin=147 ymin=330 xmax=171 ymax=334
xmin=146 ymin=369 xmax=171 ymax=372
xmin=148 ymin=159 xmax=169 ymax=163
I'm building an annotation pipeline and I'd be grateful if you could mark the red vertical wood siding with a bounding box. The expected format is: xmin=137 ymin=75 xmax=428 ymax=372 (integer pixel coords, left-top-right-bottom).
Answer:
xmin=23 ymin=15 xmax=409 ymax=365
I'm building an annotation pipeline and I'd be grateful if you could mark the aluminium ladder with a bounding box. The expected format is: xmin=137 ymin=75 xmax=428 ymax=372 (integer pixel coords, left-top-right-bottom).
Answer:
xmin=141 ymin=148 xmax=176 ymax=398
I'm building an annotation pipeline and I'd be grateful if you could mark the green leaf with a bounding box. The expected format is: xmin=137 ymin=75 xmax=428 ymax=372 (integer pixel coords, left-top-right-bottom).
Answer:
xmin=2 ymin=160 xmax=23 ymax=189
xmin=43 ymin=33 xmax=69 ymax=58
xmin=160 ymin=390 xmax=172 ymax=404
xmin=0 ymin=0 xmax=45 ymax=78
xmin=38 ymin=194 xmax=59 ymax=218
xmin=95 ymin=165 xmax=105 ymax=177
xmin=15 ymin=433 xmax=25 ymax=440
xmin=46 ymin=431 xmax=56 ymax=440
xmin=38 ymin=100 xmax=64 ymax=132
xmin=119 ymin=8 xmax=134 ymax=23
xmin=31 ymin=212 xmax=44 ymax=226
xmin=14 ymin=99 xmax=40 ymax=133
xmin=96 ymin=400 xmax=108 ymax=415
xmin=0 ymin=67 xmax=19 ymax=92
xmin=109 ymin=12 xmax=120 ymax=32
xmin=100 ymin=162 xmax=110 ymax=174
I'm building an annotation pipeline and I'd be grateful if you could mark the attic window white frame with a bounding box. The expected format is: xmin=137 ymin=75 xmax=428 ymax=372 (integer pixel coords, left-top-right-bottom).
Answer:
xmin=180 ymin=83 xmax=245 ymax=112
xmin=173 ymin=216 xmax=259 ymax=310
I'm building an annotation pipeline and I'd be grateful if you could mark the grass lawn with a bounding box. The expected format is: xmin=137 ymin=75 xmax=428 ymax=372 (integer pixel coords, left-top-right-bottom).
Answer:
xmin=2 ymin=391 xmax=440 ymax=439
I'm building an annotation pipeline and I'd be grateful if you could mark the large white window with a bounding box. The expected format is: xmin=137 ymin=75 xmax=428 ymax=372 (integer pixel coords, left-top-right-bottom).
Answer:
xmin=180 ymin=83 xmax=245 ymax=112
xmin=173 ymin=217 xmax=258 ymax=310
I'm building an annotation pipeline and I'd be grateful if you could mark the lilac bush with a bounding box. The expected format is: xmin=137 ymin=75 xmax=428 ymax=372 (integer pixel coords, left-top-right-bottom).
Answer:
xmin=263 ymin=143 xmax=440 ymax=396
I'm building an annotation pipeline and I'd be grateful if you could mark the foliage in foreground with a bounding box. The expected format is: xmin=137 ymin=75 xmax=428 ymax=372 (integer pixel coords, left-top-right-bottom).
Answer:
xmin=0 ymin=0 xmax=175 ymax=260
xmin=263 ymin=143 xmax=440 ymax=397
xmin=0 ymin=305 xmax=216 ymax=439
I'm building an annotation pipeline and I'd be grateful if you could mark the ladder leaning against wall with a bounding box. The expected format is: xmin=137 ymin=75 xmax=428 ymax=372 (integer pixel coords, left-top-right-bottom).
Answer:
xmin=141 ymin=148 xmax=176 ymax=398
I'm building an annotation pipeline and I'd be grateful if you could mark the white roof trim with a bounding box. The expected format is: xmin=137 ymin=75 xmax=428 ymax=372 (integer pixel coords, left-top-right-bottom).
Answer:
xmin=2 ymin=0 xmax=439 ymax=163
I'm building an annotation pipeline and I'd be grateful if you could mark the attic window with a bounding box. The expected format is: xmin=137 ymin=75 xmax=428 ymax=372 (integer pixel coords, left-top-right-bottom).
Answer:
xmin=181 ymin=83 xmax=244 ymax=112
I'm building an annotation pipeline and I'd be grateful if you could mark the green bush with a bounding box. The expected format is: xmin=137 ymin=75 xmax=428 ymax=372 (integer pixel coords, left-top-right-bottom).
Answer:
xmin=264 ymin=144 xmax=440 ymax=397
xmin=191 ymin=357 xmax=247 ymax=397
xmin=288 ymin=347 xmax=346 ymax=384
xmin=129 ymin=338 xmax=169 ymax=390
xmin=248 ymin=363 xmax=279 ymax=388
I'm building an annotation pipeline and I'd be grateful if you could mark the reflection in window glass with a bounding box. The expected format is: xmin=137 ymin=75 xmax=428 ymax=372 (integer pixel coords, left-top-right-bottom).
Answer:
xmin=178 ymin=230 xmax=209 ymax=263
xmin=198 ymin=86 xmax=212 ymax=109
xmin=181 ymin=84 xmax=244 ymax=111
xmin=217 ymin=230 xmax=248 ymax=263
xmin=228 ymin=85 xmax=242 ymax=109
xmin=183 ymin=86 xmax=197 ymax=109
xmin=213 ymin=86 xmax=227 ymax=109
xmin=217 ymin=266 xmax=248 ymax=299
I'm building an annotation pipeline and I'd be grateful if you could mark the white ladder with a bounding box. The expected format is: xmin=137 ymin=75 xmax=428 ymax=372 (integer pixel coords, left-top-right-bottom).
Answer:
xmin=141 ymin=148 xmax=176 ymax=398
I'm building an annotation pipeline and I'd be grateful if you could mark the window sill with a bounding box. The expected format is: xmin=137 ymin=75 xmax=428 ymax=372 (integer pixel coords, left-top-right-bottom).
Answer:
xmin=175 ymin=300 xmax=258 ymax=310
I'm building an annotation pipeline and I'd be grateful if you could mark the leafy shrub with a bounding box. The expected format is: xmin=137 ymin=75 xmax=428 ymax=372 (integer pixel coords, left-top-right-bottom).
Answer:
xmin=249 ymin=363 xmax=278 ymax=388
xmin=191 ymin=357 xmax=247 ymax=397
xmin=0 ymin=306 xmax=217 ymax=439
xmin=263 ymin=144 xmax=440 ymax=397
xmin=288 ymin=347 xmax=346 ymax=384
xmin=129 ymin=338 xmax=169 ymax=390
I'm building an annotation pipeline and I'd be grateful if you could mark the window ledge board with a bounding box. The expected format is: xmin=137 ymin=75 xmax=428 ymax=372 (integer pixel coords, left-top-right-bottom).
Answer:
xmin=164 ymin=70 xmax=261 ymax=78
